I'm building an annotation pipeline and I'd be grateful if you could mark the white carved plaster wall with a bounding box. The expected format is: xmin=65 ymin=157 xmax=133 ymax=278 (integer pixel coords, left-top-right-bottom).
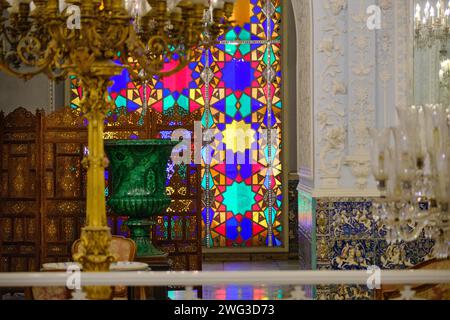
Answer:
xmin=293 ymin=0 xmax=414 ymax=197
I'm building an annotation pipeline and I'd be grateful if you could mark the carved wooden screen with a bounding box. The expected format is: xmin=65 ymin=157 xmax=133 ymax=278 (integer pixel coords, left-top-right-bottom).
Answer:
xmin=41 ymin=108 xmax=87 ymax=263
xmin=103 ymin=105 xmax=149 ymax=238
xmin=0 ymin=106 xmax=202 ymax=271
xmin=151 ymin=106 xmax=202 ymax=271
xmin=0 ymin=108 xmax=41 ymax=272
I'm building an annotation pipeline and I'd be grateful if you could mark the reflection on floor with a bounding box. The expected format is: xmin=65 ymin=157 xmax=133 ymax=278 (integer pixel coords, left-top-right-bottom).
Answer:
xmin=0 ymin=260 xmax=303 ymax=300
xmin=168 ymin=260 xmax=301 ymax=300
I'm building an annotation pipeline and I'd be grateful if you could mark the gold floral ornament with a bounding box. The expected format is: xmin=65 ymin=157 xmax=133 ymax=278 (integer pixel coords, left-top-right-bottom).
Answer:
xmin=0 ymin=0 xmax=236 ymax=300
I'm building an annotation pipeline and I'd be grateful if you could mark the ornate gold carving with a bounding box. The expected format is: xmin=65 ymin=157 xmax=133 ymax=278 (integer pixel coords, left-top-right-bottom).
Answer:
xmin=73 ymin=226 xmax=115 ymax=300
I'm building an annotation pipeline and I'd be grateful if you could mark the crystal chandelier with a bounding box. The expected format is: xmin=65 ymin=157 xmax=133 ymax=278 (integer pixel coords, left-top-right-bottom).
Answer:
xmin=415 ymin=0 xmax=450 ymax=52
xmin=370 ymin=105 xmax=450 ymax=259
xmin=0 ymin=0 xmax=236 ymax=299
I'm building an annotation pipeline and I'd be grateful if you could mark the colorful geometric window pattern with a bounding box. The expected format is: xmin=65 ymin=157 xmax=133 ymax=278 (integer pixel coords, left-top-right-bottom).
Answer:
xmin=70 ymin=0 xmax=283 ymax=248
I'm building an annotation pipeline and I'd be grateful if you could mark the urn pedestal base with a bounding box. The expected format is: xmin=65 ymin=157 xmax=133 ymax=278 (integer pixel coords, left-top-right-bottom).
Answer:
xmin=127 ymin=218 xmax=168 ymax=258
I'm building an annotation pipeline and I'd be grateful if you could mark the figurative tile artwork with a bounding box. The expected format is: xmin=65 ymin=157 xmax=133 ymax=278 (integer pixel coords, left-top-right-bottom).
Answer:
xmin=70 ymin=0 xmax=283 ymax=249
xmin=315 ymin=198 xmax=435 ymax=271
xmin=314 ymin=198 xmax=436 ymax=300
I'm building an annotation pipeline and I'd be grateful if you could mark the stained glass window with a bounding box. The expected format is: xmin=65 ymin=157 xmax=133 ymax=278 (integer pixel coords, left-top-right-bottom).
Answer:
xmin=70 ymin=0 xmax=283 ymax=249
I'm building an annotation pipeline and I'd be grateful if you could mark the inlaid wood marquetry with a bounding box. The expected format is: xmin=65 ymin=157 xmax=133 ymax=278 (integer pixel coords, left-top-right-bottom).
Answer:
xmin=0 ymin=108 xmax=41 ymax=272
xmin=0 ymin=106 xmax=202 ymax=271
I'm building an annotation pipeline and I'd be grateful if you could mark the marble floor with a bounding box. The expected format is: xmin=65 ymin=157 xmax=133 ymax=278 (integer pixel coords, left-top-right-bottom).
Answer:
xmin=168 ymin=260 xmax=304 ymax=300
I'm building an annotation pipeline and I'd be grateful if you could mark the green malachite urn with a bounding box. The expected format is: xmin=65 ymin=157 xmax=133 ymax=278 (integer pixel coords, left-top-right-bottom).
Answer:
xmin=104 ymin=139 xmax=177 ymax=258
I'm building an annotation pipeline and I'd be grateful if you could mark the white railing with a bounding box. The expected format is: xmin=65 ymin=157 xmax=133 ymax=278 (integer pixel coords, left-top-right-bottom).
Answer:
xmin=1 ymin=270 xmax=450 ymax=300
xmin=1 ymin=270 xmax=450 ymax=286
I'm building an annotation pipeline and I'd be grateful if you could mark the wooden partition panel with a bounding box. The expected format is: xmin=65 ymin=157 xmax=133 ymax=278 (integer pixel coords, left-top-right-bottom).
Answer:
xmin=151 ymin=106 xmax=202 ymax=271
xmin=0 ymin=106 xmax=202 ymax=271
xmin=0 ymin=108 xmax=41 ymax=271
xmin=41 ymin=108 xmax=87 ymax=263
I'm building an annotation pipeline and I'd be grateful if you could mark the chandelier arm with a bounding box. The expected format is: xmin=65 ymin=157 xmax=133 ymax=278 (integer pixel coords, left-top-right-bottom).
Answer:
xmin=106 ymin=24 xmax=132 ymax=52
xmin=128 ymin=47 xmax=190 ymax=79
xmin=86 ymin=21 xmax=104 ymax=58
xmin=44 ymin=68 xmax=68 ymax=81
xmin=0 ymin=60 xmax=51 ymax=80
xmin=1 ymin=27 xmax=19 ymax=46
xmin=15 ymin=36 xmax=63 ymax=73
xmin=124 ymin=66 xmax=142 ymax=81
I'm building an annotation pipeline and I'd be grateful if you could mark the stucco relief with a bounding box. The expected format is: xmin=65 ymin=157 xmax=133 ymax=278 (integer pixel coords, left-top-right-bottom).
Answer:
xmin=292 ymin=0 xmax=414 ymax=193
xmin=344 ymin=0 xmax=376 ymax=189
xmin=316 ymin=0 xmax=347 ymax=188
xmin=393 ymin=0 xmax=414 ymax=110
